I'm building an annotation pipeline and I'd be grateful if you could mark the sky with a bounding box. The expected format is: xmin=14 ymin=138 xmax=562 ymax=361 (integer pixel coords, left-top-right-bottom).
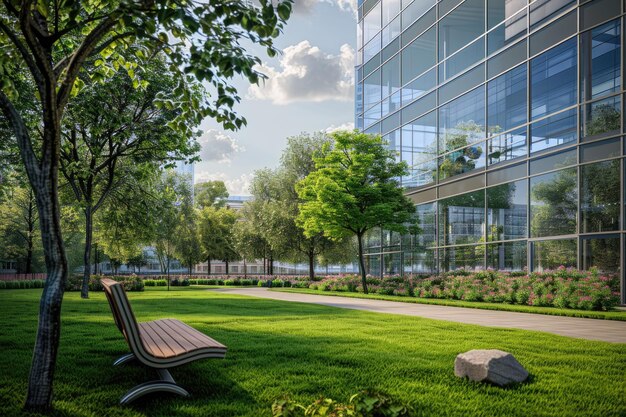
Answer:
xmin=193 ymin=1 xmax=357 ymax=196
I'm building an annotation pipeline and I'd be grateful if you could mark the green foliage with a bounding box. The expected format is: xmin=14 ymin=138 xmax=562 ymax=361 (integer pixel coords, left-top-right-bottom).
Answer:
xmin=0 ymin=280 xmax=45 ymax=289
xmin=296 ymin=131 xmax=416 ymax=292
xmin=195 ymin=181 xmax=229 ymax=208
xmin=272 ymin=390 xmax=414 ymax=417
xmin=198 ymin=205 xmax=240 ymax=268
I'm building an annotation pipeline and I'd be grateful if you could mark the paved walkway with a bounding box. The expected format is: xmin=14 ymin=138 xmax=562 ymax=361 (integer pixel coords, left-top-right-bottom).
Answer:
xmin=211 ymin=287 xmax=626 ymax=343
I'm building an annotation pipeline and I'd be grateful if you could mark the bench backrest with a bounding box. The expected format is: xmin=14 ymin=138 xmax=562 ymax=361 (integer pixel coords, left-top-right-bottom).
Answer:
xmin=101 ymin=279 xmax=145 ymax=356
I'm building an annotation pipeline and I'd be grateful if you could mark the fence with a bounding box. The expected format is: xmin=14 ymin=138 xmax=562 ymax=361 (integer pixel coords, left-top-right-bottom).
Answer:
xmin=0 ymin=273 xmax=46 ymax=281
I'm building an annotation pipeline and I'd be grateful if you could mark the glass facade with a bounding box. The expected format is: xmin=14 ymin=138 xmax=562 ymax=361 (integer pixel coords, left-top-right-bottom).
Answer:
xmin=356 ymin=0 xmax=625 ymax=303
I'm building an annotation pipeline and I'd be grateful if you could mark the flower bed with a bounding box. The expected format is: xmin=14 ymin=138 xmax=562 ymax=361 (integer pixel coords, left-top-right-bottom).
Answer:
xmin=305 ymin=267 xmax=621 ymax=311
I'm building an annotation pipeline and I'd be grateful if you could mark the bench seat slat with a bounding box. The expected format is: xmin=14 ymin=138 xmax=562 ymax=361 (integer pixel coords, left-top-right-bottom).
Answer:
xmin=141 ymin=321 xmax=186 ymax=357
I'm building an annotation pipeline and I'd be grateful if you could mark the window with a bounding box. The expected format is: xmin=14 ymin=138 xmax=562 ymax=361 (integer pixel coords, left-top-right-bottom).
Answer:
xmin=364 ymin=69 xmax=381 ymax=110
xmin=580 ymin=137 xmax=621 ymax=163
xmin=402 ymin=27 xmax=436 ymax=85
xmin=406 ymin=159 xmax=437 ymax=188
xmin=402 ymin=111 xmax=437 ymax=187
xmin=382 ymin=54 xmax=401 ymax=98
xmin=530 ymin=38 xmax=577 ymax=120
xmin=404 ymin=248 xmax=437 ymax=274
xmin=402 ymin=0 xmax=435 ymax=30
xmin=365 ymin=254 xmax=382 ymax=275
xmin=581 ymin=95 xmax=621 ymax=139
xmin=580 ymin=19 xmax=621 ymax=101
xmin=530 ymin=108 xmax=577 ymax=153
xmin=532 ymin=239 xmax=577 ymax=271
xmin=383 ymin=0 xmax=401 ymax=27
xmin=402 ymin=68 xmax=435 ymax=104
xmin=439 ymin=86 xmax=486 ymax=154
xmin=415 ymin=202 xmax=437 ymax=248
xmin=488 ymin=127 xmax=527 ymax=165
xmin=364 ymin=1 xmax=381 ymax=44
xmin=529 ymin=0 xmax=575 ymax=29
xmin=581 ymin=235 xmax=620 ymax=273
xmin=488 ymin=64 xmax=527 ymax=134
xmin=487 ymin=179 xmax=528 ymax=241
xmin=438 ymin=142 xmax=486 ymax=180
xmin=581 ymin=160 xmax=620 ymax=233
xmin=487 ymin=0 xmax=526 ymax=29
xmin=530 ymin=168 xmax=577 ymax=238
xmin=383 ymin=253 xmax=402 ymax=275
xmin=438 ymin=0 xmax=485 ymax=60
xmin=487 ymin=8 xmax=526 ymax=55
xmin=439 ymin=36 xmax=485 ymax=82
xmin=486 ymin=241 xmax=527 ymax=271
xmin=438 ymin=189 xmax=485 ymax=246
xmin=440 ymin=245 xmax=484 ymax=271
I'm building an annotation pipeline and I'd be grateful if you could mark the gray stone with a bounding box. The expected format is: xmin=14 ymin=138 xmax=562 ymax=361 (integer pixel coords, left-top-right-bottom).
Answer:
xmin=454 ymin=349 xmax=528 ymax=386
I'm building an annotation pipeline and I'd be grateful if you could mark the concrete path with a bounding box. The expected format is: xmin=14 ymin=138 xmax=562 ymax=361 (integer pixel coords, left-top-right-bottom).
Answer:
xmin=210 ymin=287 xmax=626 ymax=343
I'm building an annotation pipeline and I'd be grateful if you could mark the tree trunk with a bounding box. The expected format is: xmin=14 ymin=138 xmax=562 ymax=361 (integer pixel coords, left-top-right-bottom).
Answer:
xmin=269 ymin=256 xmax=274 ymax=276
xmin=356 ymin=232 xmax=368 ymax=294
xmin=308 ymin=250 xmax=315 ymax=281
xmin=243 ymin=258 xmax=247 ymax=278
xmin=25 ymin=143 xmax=69 ymax=410
xmin=225 ymin=260 xmax=229 ymax=276
xmin=207 ymin=257 xmax=211 ymax=275
xmin=81 ymin=205 xmax=93 ymax=298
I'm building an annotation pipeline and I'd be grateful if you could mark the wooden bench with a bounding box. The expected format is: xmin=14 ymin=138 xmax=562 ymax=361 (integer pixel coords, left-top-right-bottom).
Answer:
xmin=101 ymin=278 xmax=227 ymax=404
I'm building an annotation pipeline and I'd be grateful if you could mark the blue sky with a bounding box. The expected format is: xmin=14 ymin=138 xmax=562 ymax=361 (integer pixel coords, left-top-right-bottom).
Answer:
xmin=194 ymin=2 xmax=357 ymax=195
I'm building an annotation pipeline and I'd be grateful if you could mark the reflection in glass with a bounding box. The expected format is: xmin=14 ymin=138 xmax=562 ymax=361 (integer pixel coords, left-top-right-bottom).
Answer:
xmin=364 ymin=104 xmax=381 ymax=129
xmin=405 ymin=159 xmax=437 ymax=189
xmin=402 ymin=28 xmax=436 ymax=85
xmin=530 ymin=108 xmax=576 ymax=153
xmin=401 ymin=68 xmax=436 ymax=104
xmin=402 ymin=0 xmax=435 ymax=30
xmin=530 ymin=38 xmax=577 ymax=120
xmin=438 ymin=0 xmax=485 ymax=60
xmin=364 ymin=33 xmax=382 ymax=62
xmin=581 ymin=235 xmax=620 ymax=273
xmin=487 ymin=0 xmax=526 ymax=29
xmin=488 ymin=127 xmax=527 ymax=165
xmin=402 ymin=111 xmax=437 ymax=166
xmin=487 ymin=9 xmax=526 ymax=55
xmin=487 ymin=179 xmax=528 ymax=242
xmin=532 ymin=239 xmax=577 ymax=270
xmin=415 ymin=202 xmax=437 ymax=248
xmin=529 ymin=0 xmax=575 ymax=29
xmin=486 ymin=241 xmax=527 ymax=271
xmin=487 ymin=64 xmax=527 ymax=134
xmin=581 ymin=95 xmax=621 ymax=138
xmin=382 ymin=55 xmax=401 ymax=98
xmin=438 ymin=189 xmax=485 ymax=246
xmin=440 ymin=245 xmax=484 ymax=271
xmin=530 ymin=168 xmax=577 ymax=237
xmin=364 ymin=69 xmax=381 ymax=110
xmin=581 ymin=160 xmax=620 ymax=233
xmin=364 ymin=1 xmax=381 ymax=44
xmin=404 ymin=249 xmax=437 ymax=274
xmin=580 ymin=19 xmax=621 ymax=101
xmin=383 ymin=253 xmax=402 ymax=275
xmin=438 ymin=143 xmax=485 ymax=180
xmin=382 ymin=17 xmax=402 ymax=47
xmin=365 ymin=228 xmax=382 ymax=254
xmin=439 ymin=36 xmax=485 ymax=82
xmin=438 ymin=86 xmax=486 ymax=154
xmin=365 ymin=254 xmax=382 ymax=276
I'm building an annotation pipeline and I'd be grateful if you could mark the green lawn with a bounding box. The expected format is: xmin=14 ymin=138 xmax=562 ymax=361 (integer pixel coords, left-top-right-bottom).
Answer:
xmin=274 ymin=288 xmax=626 ymax=321
xmin=0 ymin=287 xmax=624 ymax=417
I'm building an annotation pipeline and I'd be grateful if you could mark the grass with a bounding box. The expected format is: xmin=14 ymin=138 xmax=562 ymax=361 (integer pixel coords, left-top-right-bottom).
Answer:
xmin=0 ymin=287 xmax=623 ymax=417
xmin=273 ymin=288 xmax=626 ymax=321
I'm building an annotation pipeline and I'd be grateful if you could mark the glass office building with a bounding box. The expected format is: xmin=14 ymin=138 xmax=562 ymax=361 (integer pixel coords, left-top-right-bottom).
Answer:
xmin=355 ymin=0 xmax=626 ymax=302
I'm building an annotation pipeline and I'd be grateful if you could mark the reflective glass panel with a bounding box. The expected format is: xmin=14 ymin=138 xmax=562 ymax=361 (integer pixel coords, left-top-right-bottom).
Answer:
xmin=487 ymin=64 xmax=527 ymax=135
xmin=580 ymin=19 xmax=621 ymax=100
xmin=382 ymin=15 xmax=402 ymax=46
xmin=532 ymin=239 xmax=577 ymax=270
xmin=406 ymin=159 xmax=437 ymax=189
xmin=405 ymin=248 xmax=437 ymax=274
xmin=530 ymin=108 xmax=577 ymax=153
xmin=438 ymin=189 xmax=485 ymax=246
xmin=439 ymin=86 xmax=486 ymax=154
xmin=529 ymin=0 xmax=575 ymax=29
xmin=487 ymin=9 xmax=527 ymax=55
xmin=383 ymin=0 xmax=401 ymax=27
xmin=530 ymin=38 xmax=577 ymax=120
xmin=487 ymin=179 xmax=528 ymax=241
xmin=581 ymin=95 xmax=621 ymax=139
xmin=382 ymin=54 xmax=401 ymax=98
xmin=581 ymin=235 xmax=620 ymax=273
xmin=401 ymin=68 xmax=436 ymax=104
xmin=488 ymin=127 xmax=527 ymax=165
xmin=364 ymin=1 xmax=382 ymax=44
xmin=581 ymin=160 xmax=621 ymax=233
xmin=486 ymin=241 xmax=527 ymax=271
xmin=383 ymin=252 xmax=402 ymax=275
xmin=530 ymin=168 xmax=577 ymax=237
xmin=438 ymin=142 xmax=486 ymax=181
xmin=439 ymin=36 xmax=485 ymax=82
xmin=402 ymin=0 xmax=435 ymax=29
xmin=402 ymin=28 xmax=436 ymax=85
xmin=415 ymin=202 xmax=437 ymax=248
xmin=364 ymin=69 xmax=381 ymax=110
xmin=438 ymin=0 xmax=485 ymax=60
xmin=440 ymin=245 xmax=484 ymax=271
xmin=365 ymin=254 xmax=382 ymax=275
xmin=487 ymin=0 xmax=526 ymax=29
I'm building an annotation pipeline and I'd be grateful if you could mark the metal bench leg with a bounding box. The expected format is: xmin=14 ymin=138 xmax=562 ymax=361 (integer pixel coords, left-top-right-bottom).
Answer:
xmin=113 ymin=353 xmax=136 ymax=366
xmin=119 ymin=369 xmax=190 ymax=405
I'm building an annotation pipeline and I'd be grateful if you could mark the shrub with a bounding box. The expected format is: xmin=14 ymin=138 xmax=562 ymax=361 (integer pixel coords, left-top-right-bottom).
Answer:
xmin=271 ymin=279 xmax=284 ymax=288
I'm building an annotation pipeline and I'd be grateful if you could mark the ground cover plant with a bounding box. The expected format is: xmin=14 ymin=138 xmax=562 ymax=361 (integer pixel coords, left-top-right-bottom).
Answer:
xmin=0 ymin=287 xmax=624 ymax=417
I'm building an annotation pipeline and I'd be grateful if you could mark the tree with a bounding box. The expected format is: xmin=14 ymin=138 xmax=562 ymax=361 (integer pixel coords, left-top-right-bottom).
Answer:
xmin=173 ymin=176 xmax=202 ymax=276
xmin=297 ymin=131 xmax=415 ymax=293
xmin=0 ymin=1 xmax=292 ymax=409
xmin=235 ymin=201 xmax=276 ymax=275
xmin=60 ymin=54 xmax=201 ymax=298
xmin=195 ymin=180 xmax=229 ymax=209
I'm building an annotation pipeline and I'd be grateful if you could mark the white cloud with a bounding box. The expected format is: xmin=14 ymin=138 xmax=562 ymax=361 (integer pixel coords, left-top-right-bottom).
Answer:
xmin=248 ymin=41 xmax=355 ymax=105
xmin=198 ymin=130 xmax=244 ymax=164
xmin=195 ymin=172 xmax=254 ymax=196
xmin=293 ymin=0 xmax=356 ymax=14
xmin=324 ymin=121 xmax=355 ymax=133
